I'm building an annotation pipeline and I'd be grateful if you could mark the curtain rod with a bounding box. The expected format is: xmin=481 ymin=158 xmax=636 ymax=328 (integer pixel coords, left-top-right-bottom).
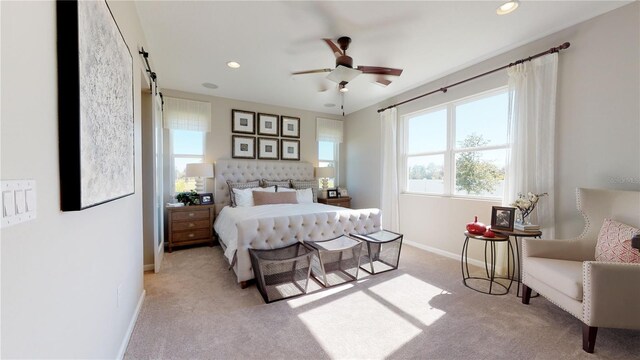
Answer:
xmin=377 ymin=42 xmax=570 ymax=114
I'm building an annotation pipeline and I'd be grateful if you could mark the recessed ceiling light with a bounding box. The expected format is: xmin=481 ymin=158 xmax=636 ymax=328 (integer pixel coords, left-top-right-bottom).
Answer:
xmin=324 ymin=103 xmax=335 ymax=108
xmin=202 ymin=82 xmax=218 ymax=89
xmin=497 ymin=0 xmax=519 ymax=15
xmin=227 ymin=61 xmax=240 ymax=69
xmin=339 ymin=86 xmax=349 ymax=93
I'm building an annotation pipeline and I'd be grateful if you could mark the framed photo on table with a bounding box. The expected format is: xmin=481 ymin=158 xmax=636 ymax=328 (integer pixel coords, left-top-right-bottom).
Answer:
xmin=232 ymin=109 xmax=255 ymax=134
xmin=281 ymin=116 xmax=300 ymax=138
xmin=491 ymin=206 xmax=516 ymax=231
xmin=199 ymin=193 xmax=213 ymax=205
xmin=258 ymin=113 xmax=279 ymax=137
xmin=280 ymin=139 xmax=300 ymax=161
xmin=232 ymin=135 xmax=256 ymax=159
xmin=327 ymin=188 xmax=338 ymax=199
xmin=258 ymin=137 xmax=279 ymax=160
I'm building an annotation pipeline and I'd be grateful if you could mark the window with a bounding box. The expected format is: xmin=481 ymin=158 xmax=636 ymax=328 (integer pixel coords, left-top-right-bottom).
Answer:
xmin=318 ymin=140 xmax=338 ymax=188
xmin=316 ymin=118 xmax=343 ymax=188
xmin=403 ymin=87 xmax=508 ymax=199
xmin=171 ymin=130 xmax=205 ymax=194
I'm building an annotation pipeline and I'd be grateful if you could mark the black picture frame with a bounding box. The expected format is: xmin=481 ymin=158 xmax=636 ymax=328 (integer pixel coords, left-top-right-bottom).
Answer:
xmin=232 ymin=135 xmax=256 ymax=159
xmin=199 ymin=193 xmax=213 ymax=205
xmin=232 ymin=109 xmax=256 ymax=134
xmin=257 ymin=113 xmax=279 ymax=137
xmin=491 ymin=206 xmax=516 ymax=232
xmin=258 ymin=137 xmax=279 ymax=160
xmin=327 ymin=189 xmax=339 ymax=199
xmin=280 ymin=139 xmax=300 ymax=161
xmin=280 ymin=116 xmax=300 ymax=138
xmin=57 ymin=0 xmax=134 ymax=211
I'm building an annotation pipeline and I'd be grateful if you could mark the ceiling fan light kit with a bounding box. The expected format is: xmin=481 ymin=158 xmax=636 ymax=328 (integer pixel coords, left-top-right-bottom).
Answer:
xmin=292 ymin=36 xmax=404 ymax=92
xmin=227 ymin=61 xmax=240 ymax=69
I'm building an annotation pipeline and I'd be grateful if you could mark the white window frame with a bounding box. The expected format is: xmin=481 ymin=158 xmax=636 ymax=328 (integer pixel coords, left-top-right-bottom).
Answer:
xmin=402 ymin=86 xmax=508 ymax=200
xmin=169 ymin=130 xmax=205 ymax=196
xmin=318 ymin=140 xmax=339 ymax=187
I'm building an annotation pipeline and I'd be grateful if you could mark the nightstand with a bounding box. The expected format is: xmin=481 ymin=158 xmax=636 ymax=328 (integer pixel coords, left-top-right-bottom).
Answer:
xmin=318 ymin=196 xmax=351 ymax=208
xmin=166 ymin=204 xmax=215 ymax=252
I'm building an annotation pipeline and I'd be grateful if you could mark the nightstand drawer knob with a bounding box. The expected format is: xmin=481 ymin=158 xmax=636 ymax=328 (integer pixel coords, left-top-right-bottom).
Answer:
xmin=188 ymin=233 xmax=195 ymax=238
xmin=188 ymin=213 xmax=195 ymax=217
xmin=188 ymin=223 xmax=195 ymax=227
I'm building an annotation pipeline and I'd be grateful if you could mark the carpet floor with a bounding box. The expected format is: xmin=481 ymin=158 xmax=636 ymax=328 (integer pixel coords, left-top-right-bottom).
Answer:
xmin=125 ymin=245 xmax=639 ymax=359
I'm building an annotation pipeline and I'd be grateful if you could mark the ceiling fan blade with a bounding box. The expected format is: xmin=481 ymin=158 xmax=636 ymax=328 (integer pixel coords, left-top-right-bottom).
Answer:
xmin=357 ymin=66 xmax=403 ymax=77
xmin=323 ymin=38 xmax=343 ymax=58
xmin=292 ymin=68 xmax=332 ymax=75
xmin=375 ymin=78 xmax=392 ymax=87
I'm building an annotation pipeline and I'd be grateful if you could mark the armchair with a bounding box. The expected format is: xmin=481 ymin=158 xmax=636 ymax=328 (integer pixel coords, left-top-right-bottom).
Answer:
xmin=521 ymin=188 xmax=640 ymax=353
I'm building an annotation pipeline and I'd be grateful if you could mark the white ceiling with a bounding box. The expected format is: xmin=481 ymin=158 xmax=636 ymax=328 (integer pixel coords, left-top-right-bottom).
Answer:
xmin=134 ymin=1 xmax=629 ymax=116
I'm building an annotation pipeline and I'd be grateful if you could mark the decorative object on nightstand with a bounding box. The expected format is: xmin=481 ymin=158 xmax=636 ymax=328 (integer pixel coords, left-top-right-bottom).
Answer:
xmin=185 ymin=163 xmax=214 ymax=193
xmin=166 ymin=204 xmax=215 ymax=252
xmin=327 ymin=188 xmax=339 ymax=199
xmin=318 ymin=196 xmax=351 ymax=208
xmin=511 ymin=192 xmax=548 ymax=231
xmin=176 ymin=190 xmax=200 ymax=206
xmin=315 ymin=166 xmax=335 ymax=190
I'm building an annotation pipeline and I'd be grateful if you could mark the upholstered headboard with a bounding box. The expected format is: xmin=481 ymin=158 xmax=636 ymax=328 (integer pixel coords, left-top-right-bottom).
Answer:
xmin=214 ymin=159 xmax=314 ymax=212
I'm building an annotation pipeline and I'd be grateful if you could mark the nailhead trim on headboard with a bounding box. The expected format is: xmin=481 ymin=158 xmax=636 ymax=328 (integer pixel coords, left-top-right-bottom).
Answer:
xmin=214 ymin=159 xmax=314 ymax=213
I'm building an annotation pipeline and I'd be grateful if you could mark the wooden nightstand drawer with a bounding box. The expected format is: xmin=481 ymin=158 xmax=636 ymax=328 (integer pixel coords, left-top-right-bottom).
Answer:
xmin=318 ymin=196 xmax=351 ymax=208
xmin=172 ymin=219 xmax=210 ymax=231
xmin=166 ymin=205 xmax=215 ymax=252
xmin=172 ymin=228 xmax=211 ymax=243
xmin=171 ymin=209 xmax=210 ymax=221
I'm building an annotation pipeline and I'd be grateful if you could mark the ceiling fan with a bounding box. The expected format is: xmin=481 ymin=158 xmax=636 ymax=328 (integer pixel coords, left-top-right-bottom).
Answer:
xmin=292 ymin=36 xmax=403 ymax=92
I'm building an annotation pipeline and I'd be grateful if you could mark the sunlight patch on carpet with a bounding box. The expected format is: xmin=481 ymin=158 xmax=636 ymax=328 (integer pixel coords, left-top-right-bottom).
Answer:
xmin=286 ymin=283 xmax=355 ymax=308
xmin=369 ymin=273 xmax=448 ymax=326
xmin=297 ymin=291 xmax=421 ymax=358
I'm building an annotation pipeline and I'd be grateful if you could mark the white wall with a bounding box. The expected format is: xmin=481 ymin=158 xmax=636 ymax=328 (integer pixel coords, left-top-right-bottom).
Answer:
xmin=345 ymin=3 xmax=640 ymax=262
xmin=160 ymin=89 xmax=344 ymax=204
xmin=1 ymin=1 xmax=151 ymax=357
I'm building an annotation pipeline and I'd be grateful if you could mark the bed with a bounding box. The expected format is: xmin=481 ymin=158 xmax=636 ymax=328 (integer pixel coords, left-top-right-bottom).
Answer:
xmin=213 ymin=159 xmax=382 ymax=287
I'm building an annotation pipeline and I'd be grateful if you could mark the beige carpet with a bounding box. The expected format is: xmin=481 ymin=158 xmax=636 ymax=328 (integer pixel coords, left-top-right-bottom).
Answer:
xmin=125 ymin=245 xmax=638 ymax=359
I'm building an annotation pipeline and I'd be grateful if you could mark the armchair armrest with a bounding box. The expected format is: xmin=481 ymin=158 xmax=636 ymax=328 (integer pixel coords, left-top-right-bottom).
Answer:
xmin=582 ymin=261 xmax=640 ymax=329
xmin=523 ymin=238 xmax=594 ymax=261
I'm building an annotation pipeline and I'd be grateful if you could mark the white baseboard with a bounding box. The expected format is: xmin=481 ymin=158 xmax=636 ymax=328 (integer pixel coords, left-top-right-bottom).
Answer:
xmin=117 ymin=290 xmax=146 ymax=360
xmin=404 ymin=240 xmax=485 ymax=268
xmin=143 ymin=264 xmax=154 ymax=272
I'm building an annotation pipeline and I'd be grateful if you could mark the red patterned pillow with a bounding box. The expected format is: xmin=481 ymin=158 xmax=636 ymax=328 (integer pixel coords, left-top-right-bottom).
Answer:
xmin=595 ymin=219 xmax=640 ymax=263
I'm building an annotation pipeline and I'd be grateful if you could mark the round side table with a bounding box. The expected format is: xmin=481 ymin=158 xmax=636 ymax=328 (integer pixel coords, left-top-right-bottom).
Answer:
xmin=493 ymin=229 xmax=542 ymax=297
xmin=461 ymin=231 xmax=515 ymax=295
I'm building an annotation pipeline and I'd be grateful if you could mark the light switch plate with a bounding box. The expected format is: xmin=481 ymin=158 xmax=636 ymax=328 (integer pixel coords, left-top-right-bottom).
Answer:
xmin=1 ymin=180 xmax=37 ymax=228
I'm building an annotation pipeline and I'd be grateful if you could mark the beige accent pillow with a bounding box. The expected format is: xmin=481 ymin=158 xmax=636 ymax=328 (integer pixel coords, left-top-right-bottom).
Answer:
xmin=252 ymin=191 xmax=298 ymax=206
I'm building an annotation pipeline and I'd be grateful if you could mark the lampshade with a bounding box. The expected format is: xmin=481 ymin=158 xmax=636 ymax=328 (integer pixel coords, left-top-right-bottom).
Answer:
xmin=185 ymin=163 xmax=214 ymax=178
xmin=326 ymin=65 xmax=362 ymax=84
xmin=315 ymin=166 xmax=335 ymax=178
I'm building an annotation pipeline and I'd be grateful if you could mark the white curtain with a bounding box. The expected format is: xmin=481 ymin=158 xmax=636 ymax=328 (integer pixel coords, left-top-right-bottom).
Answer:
xmin=504 ymin=53 xmax=558 ymax=237
xmin=316 ymin=118 xmax=343 ymax=143
xmin=164 ymin=97 xmax=211 ymax=132
xmin=381 ymin=108 xmax=400 ymax=232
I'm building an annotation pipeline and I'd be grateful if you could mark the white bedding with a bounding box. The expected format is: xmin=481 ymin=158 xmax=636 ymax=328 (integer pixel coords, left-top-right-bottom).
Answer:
xmin=214 ymin=203 xmax=346 ymax=262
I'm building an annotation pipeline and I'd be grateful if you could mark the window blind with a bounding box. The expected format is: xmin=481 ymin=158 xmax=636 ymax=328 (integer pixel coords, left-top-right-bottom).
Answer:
xmin=316 ymin=117 xmax=343 ymax=143
xmin=163 ymin=97 xmax=211 ymax=132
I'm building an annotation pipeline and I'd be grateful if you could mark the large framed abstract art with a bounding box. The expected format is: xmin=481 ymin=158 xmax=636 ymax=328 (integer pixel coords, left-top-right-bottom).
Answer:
xmin=57 ymin=0 xmax=134 ymax=211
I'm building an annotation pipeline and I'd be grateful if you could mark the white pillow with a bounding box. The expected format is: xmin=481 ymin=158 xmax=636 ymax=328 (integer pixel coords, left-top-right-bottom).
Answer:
xmin=278 ymin=187 xmax=313 ymax=204
xmin=233 ymin=186 xmax=275 ymax=207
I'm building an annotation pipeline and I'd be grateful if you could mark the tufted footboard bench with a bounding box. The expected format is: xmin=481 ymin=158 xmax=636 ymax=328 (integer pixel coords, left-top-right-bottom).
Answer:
xmin=233 ymin=208 xmax=381 ymax=287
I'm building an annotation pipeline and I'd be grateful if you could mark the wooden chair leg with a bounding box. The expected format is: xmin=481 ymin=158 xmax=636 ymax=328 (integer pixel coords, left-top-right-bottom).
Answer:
xmin=522 ymin=284 xmax=532 ymax=304
xmin=582 ymin=324 xmax=597 ymax=353
xmin=240 ymin=281 xmax=249 ymax=289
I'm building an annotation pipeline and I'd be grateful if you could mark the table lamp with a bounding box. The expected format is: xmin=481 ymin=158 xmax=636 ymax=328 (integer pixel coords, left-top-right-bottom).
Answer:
xmin=315 ymin=166 xmax=335 ymax=190
xmin=185 ymin=163 xmax=214 ymax=193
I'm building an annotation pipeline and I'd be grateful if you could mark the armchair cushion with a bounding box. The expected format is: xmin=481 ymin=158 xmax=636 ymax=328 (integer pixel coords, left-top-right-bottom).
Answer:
xmin=526 ymin=257 xmax=583 ymax=301
xmin=595 ymin=219 xmax=640 ymax=263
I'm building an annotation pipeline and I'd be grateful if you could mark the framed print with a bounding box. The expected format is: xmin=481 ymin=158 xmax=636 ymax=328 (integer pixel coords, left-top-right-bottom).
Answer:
xmin=258 ymin=137 xmax=279 ymax=160
xmin=232 ymin=135 xmax=256 ymax=159
xmin=199 ymin=193 xmax=213 ymax=205
xmin=258 ymin=113 xmax=279 ymax=137
xmin=491 ymin=206 xmax=516 ymax=232
xmin=281 ymin=116 xmax=300 ymax=138
xmin=280 ymin=139 xmax=300 ymax=161
xmin=232 ymin=109 xmax=256 ymax=134
xmin=57 ymin=0 xmax=134 ymax=211
xmin=327 ymin=188 xmax=338 ymax=199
